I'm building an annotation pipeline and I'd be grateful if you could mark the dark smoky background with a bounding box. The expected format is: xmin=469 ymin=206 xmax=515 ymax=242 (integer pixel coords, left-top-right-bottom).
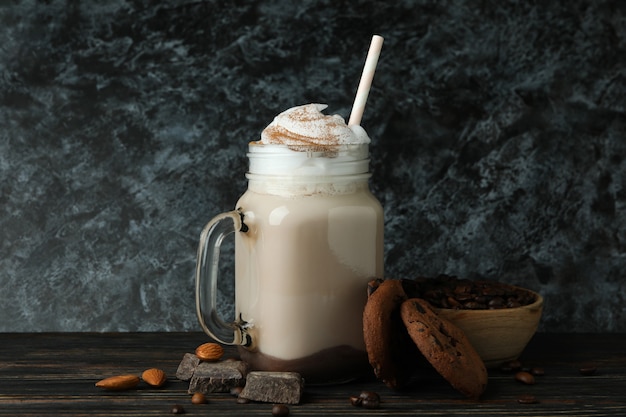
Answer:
xmin=1 ymin=0 xmax=624 ymax=332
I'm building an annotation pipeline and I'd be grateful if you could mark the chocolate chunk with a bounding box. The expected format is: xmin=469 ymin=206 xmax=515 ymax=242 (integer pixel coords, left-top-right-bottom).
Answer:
xmin=238 ymin=371 xmax=304 ymax=405
xmin=187 ymin=360 xmax=249 ymax=394
xmin=176 ymin=353 xmax=200 ymax=381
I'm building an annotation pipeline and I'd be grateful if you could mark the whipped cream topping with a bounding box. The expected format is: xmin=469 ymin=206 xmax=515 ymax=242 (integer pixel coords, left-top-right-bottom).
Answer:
xmin=259 ymin=103 xmax=370 ymax=147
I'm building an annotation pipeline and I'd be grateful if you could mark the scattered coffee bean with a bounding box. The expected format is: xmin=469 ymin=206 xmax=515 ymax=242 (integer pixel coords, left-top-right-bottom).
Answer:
xmin=501 ymin=360 xmax=523 ymax=372
xmin=236 ymin=397 xmax=251 ymax=404
xmin=579 ymin=365 xmax=598 ymax=376
xmin=517 ymin=394 xmax=538 ymax=404
xmin=230 ymin=386 xmax=244 ymax=397
xmin=350 ymin=391 xmax=381 ymax=409
xmin=531 ymin=367 xmax=545 ymax=376
xmin=349 ymin=396 xmax=362 ymax=407
xmin=515 ymin=371 xmax=536 ymax=385
xmin=191 ymin=392 xmax=207 ymax=404
xmin=362 ymin=398 xmax=381 ymax=409
xmin=358 ymin=391 xmax=380 ymax=402
xmin=170 ymin=404 xmax=185 ymax=414
xmin=272 ymin=404 xmax=290 ymax=416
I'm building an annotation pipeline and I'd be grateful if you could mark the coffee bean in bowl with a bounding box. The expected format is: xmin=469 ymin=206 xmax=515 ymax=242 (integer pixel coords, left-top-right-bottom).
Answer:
xmin=406 ymin=275 xmax=543 ymax=368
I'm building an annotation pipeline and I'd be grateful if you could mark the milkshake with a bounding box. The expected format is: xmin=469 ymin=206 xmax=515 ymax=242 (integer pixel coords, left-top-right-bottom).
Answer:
xmin=196 ymin=34 xmax=385 ymax=384
xmin=237 ymin=104 xmax=383 ymax=382
xmin=196 ymin=104 xmax=383 ymax=383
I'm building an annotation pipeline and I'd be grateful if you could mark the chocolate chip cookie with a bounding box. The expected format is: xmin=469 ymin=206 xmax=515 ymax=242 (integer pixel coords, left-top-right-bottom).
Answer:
xmin=400 ymin=298 xmax=488 ymax=399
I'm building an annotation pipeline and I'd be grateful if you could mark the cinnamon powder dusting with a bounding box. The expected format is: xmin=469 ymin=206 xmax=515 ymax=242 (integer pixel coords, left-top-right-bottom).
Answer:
xmin=257 ymin=103 xmax=365 ymax=153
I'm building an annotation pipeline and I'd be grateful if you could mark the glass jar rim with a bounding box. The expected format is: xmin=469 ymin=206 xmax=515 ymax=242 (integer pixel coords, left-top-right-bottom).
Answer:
xmin=247 ymin=143 xmax=370 ymax=176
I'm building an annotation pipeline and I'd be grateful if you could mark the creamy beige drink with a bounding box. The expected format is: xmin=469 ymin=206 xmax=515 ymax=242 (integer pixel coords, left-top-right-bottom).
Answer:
xmin=197 ymin=35 xmax=385 ymax=383
xmin=235 ymin=104 xmax=383 ymax=382
xmin=196 ymin=103 xmax=383 ymax=383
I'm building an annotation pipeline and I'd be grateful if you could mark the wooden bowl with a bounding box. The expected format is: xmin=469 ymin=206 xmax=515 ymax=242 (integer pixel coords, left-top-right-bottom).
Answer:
xmin=435 ymin=287 xmax=543 ymax=368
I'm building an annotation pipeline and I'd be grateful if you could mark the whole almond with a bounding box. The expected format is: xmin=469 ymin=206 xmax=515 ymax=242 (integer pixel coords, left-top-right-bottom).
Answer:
xmin=142 ymin=368 xmax=167 ymax=387
xmin=195 ymin=342 xmax=224 ymax=361
xmin=95 ymin=374 xmax=140 ymax=391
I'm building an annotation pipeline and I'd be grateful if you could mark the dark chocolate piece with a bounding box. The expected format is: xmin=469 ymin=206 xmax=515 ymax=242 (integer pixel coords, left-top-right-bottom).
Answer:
xmin=176 ymin=353 xmax=200 ymax=381
xmin=187 ymin=360 xmax=249 ymax=394
xmin=238 ymin=371 xmax=304 ymax=405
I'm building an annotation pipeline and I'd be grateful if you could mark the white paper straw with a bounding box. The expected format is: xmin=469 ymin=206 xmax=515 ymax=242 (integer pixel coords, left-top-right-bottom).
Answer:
xmin=348 ymin=34 xmax=384 ymax=126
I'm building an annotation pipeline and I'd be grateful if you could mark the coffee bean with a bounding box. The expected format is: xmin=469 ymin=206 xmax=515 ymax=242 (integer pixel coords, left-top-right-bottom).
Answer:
xmin=482 ymin=287 xmax=503 ymax=296
xmin=191 ymin=392 xmax=207 ymax=404
xmin=349 ymin=396 xmax=362 ymax=407
xmin=531 ymin=367 xmax=545 ymax=376
xmin=236 ymin=397 xmax=251 ymax=404
xmin=358 ymin=391 xmax=381 ymax=409
xmin=517 ymin=394 xmax=538 ymax=404
xmin=350 ymin=391 xmax=381 ymax=408
xmin=579 ymin=365 xmax=597 ymax=376
xmin=488 ymin=297 xmax=505 ymax=308
xmin=230 ymin=386 xmax=244 ymax=397
xmin=463 ymin=301 xmax=487 ymax=309
xmin=446 ymin=296 xmax=462 ymax=308
xmin=423 ymin=290 xmax=441 ymax=301
xmin=455 ymin=293 xmax=473 ymax=302
xmin=359 ymin=391 xmax=380 ymax=402
xmin=362 ymin=398 xmax=380 ymax=409
xmin=170 ymin=404 xmax=185 ymax=414
xmin=475 ymin=295 xmax=489 ymax=304
xmin=501 ymin=360 xmax=523 ymax=372
xmin=272 ymin=404 xmax=290 ymax=416
xmin=454 ymin=284 xmax=472 ymax=294
xmin=515 ymin=371 xmax=536 ymax=385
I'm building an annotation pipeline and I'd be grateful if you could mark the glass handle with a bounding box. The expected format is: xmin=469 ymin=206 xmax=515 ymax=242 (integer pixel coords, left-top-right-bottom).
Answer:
xmin=195 ymin=209 xmax=251 ymax=346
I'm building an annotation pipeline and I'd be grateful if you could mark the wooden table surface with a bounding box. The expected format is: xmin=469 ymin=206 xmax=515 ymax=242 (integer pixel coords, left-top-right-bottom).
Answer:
xmin=1 ymin=332 xmax=625 ymax=416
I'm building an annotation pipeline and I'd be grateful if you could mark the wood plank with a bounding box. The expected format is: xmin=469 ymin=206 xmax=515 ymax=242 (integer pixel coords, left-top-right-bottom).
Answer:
xmin=0 ymin=333 xmax=625 ymax=416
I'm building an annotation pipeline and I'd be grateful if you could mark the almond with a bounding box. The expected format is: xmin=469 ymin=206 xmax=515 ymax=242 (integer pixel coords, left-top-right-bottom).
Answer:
xmin=142 ymin=368 xmax=167 ymax=387
xmin=95 ymin=374 xmax=140 ymax=391
xmin=195 ymin=342 xmax=224 ymax=361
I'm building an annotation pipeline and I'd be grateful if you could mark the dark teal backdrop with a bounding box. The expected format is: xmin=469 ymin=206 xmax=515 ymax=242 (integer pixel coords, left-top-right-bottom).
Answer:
xmin=1 ymin=0 xmax=624 ymax=332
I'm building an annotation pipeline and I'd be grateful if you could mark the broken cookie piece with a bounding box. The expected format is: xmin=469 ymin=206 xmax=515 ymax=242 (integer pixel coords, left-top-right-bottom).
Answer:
xmin=239 ymin=371 xmax=304 ymax=404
